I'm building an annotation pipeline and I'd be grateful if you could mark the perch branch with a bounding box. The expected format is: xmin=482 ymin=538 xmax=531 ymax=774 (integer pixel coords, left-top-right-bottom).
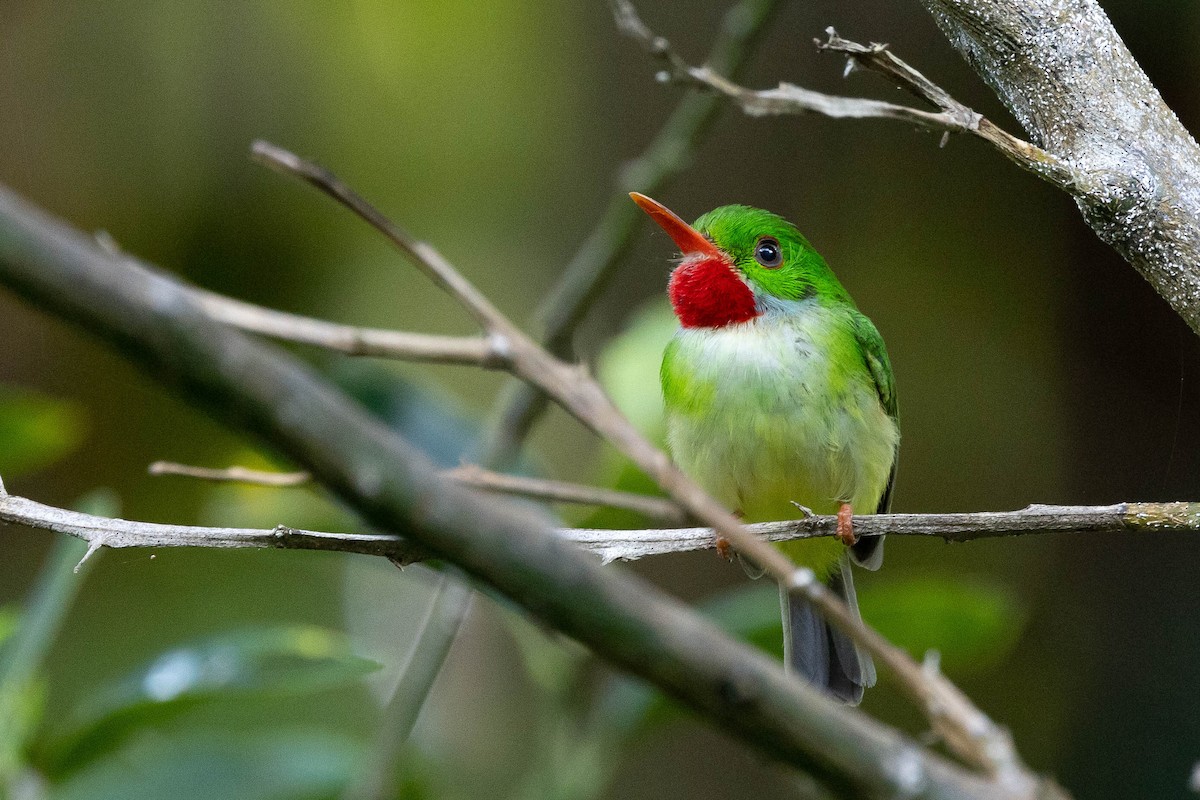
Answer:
xmin=148 ymin=460 xmax=686 ymax=524
xmin=612 ymin=2 xmax=1074 ymax=189
xmin=0 ymin=184 xmax=1026 ymax=799
xmin=4 ymin=490 xmax=1196 ymax=565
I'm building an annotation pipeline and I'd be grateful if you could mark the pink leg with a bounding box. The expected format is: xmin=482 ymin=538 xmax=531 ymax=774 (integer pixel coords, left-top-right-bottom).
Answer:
xmin=836 ymin=503 xmax=857 ymax=547
xmin=716 ymin=509 xmax=743 ymax=561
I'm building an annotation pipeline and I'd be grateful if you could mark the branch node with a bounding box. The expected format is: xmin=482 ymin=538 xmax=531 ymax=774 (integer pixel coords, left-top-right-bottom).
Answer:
xmin=485 ymin=332 xmax=513 ymax=366
xmin=786 ymin=566 xmax=817 ymax=593
xmin=74 ymin=537 xmax=103 ymax=573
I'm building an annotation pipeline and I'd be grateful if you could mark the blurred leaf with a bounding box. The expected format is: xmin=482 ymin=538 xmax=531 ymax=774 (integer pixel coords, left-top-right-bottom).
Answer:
xmin=862 ymin=576 xmax=1025 ymax=676
xmin=42 ymin=626 xmax=379 ymax=777
xmin=331 ymin=361 xmax=480 ymax=468
xmin=70 ymin=488 xmax=121 ymax=519
xmin=0 ymin=607 xmax=18 ymax=649
xmin=595 ymin=299 xmax=676 ymax=444
xmin=51 ymin=728 xmax=363 ymax=800
xmin=0 ymin=386 xmax=86 ymax=477
xmin=0 ymin=537 xmax=93 ymax=783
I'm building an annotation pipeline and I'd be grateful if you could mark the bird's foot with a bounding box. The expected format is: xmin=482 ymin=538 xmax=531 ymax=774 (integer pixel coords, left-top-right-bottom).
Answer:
xmin=789 ymin=501 xmax=816 ymax=518
xmin=715 ymin=536 xmax=733 ymax=560
xmin=715 ymin=508 xmax=744 ymax=561
xmin=836 ymin=502 xmax=857 ymax=547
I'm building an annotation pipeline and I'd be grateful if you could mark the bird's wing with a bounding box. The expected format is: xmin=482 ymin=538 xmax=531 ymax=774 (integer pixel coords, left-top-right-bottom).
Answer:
xmin=849 ymin=312 xmax=899 ymax=569
xmin=851 ymin=311 xmax=898 ymax=514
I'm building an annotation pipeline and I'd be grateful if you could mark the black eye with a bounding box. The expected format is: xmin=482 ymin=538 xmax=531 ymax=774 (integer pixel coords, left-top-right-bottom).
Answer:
xmin=754 ymin=237 xmax=782 ymax=268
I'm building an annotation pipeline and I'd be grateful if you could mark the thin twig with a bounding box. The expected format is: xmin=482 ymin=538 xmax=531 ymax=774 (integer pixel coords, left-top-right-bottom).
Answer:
xmin=251 ymin=141 xmax=516 ymax=338
xmin=248 ymin=143 xmax=1037 ymax=788
xmin=148 ymin=460 xmax=686 ymax=524
xmin=613 ymin=1 xmax=1076 ymax=190
xmin=484 ymin=0 xmax=785 ymax=465
xmin=191 ymin=286 xmax=510 ymax=367
xmin=149 ymin=461 xmax=312 ymax=487
xmin=444 ymin=465 xmax=685 ymax=524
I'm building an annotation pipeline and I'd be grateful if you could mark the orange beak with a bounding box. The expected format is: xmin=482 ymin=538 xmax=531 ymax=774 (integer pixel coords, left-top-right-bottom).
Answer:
xmin=630 ymin=193 xmax=723 ymax=260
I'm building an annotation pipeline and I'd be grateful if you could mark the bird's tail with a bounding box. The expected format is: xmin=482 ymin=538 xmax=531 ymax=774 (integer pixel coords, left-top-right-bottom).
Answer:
xmin=780 ymin=554 xmax=876 ymax=705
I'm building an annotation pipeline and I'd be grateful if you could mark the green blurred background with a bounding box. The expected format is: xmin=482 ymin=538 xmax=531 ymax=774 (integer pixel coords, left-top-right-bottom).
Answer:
xmin=2 ymin=1 xmax=1200 ymax=798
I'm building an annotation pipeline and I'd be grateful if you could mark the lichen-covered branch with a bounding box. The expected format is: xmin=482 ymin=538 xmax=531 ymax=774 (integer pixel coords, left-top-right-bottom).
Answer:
xmin=916 ymin=0 xmax=1200 ymax=337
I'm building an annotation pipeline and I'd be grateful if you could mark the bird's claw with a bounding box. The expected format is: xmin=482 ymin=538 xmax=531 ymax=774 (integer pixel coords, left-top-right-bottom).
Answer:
xmin=836 ymin=503 xmax=858 ymax=546
xmin=715 ymin=536 xmax=733 ymax=560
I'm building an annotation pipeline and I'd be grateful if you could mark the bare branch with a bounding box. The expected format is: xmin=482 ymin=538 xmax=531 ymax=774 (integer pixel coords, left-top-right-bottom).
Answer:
xmin=914 ymin=0 xmax=1200 ymax=338
xmin=251 ymin=141 xmax=516 ymax=338
xmin=0 ymin=491 xmax=420 ymax=562
xmin=93 ymin=232 xmax=510 ymax=369
xmin=613 ymin=2 xmax=1075 ymax=191
xmin=190 ymin=287 xmax=510 ymax=367
xmin=6 ymin=486 xmax=1194 ymax=569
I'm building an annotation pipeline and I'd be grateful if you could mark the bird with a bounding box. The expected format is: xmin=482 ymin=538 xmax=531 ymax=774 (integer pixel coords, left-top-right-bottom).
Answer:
xmin=630 ymin=192 xmax=899 ymax=704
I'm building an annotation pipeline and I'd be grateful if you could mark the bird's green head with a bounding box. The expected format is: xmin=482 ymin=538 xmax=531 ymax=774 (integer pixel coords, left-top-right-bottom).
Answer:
xmin=630 ymin=193 xmax=848 ymax=329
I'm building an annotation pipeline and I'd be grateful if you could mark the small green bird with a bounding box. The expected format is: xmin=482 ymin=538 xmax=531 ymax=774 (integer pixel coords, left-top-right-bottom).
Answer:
xmin=631 ymin=193 xmax=899 ymax=704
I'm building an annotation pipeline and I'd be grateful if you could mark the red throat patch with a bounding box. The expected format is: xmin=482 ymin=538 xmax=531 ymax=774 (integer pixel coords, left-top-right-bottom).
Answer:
xmin=668 ymin=255 xmax=760 ymax=329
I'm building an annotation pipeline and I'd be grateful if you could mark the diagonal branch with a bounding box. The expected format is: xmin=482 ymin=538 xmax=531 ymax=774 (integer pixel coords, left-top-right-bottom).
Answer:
xmin=0 ymin=182 xmax=1028 ymax=799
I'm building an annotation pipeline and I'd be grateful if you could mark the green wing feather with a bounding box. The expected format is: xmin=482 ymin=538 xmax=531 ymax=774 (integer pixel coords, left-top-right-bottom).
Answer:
xmin=851 ymin=311 xmax=899 ymax=514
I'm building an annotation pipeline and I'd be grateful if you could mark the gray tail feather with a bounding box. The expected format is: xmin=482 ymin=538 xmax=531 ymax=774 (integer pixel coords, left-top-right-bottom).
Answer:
xmin=780 ymin=555 xmax=876 ymax=705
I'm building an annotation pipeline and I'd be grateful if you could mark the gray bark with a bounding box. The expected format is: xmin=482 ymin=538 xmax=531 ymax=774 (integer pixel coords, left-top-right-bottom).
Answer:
xmin=921 ymin=0 xmax=1200 ymax=335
